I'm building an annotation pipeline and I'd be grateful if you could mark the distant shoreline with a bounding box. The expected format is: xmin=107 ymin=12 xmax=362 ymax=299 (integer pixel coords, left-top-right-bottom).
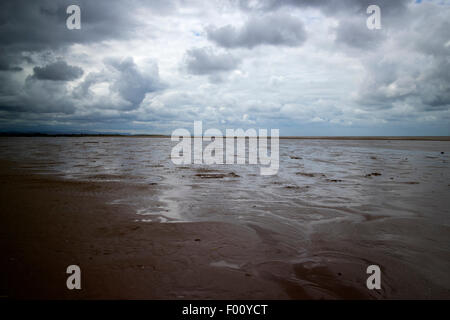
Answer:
xmin=0 ymin=133 xmax=449 ymax=141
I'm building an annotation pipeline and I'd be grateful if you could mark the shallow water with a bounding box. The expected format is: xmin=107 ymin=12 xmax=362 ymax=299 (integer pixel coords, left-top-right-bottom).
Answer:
xmin=1 ymin=137 xmax=449 ymax=298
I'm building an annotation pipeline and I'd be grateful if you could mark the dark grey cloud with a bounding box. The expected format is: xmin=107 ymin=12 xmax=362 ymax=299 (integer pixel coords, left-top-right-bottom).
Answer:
xmin=334 ymin=17 xmax=386 ymax=50
xmin=357 ymin=55 xmax=450 ymax=112
xmin=72 ymin=71 xmax=108 ymax=99
xmin=73 ymin=57 xmax=164 ymax=111
xmin=0 ymin=60 xmax=23 ymax=72
xmin=0 ymin=50 xmax=30 ymax=72
xmin=185 ymin=47 xmax=241 ymax=75
xmin=105 ymin=57 xmax=163 ymax=109
xmin=32 ymin=60 xmax=83 ymax=81
xmin=0 ymin=66 xmax=23 ymax=72
xmin=0 ymin=0 xmax=176 ymax=73
xmin=0 ymin=56 xmax=163 ymax=118
xmin=0 ymin=0 xmax=173 ymax=52
xmin=238 ymin=0 xmax=410 ymax=16
xmin=355 ymin=5 xmax=450 ymax=112
xmin=0 ymin=1 xmax=169 ymax=121
xmin=0 ymin=76 xmax=76 ymax=115
xmin=0 ymin=1 xmax=122 ymax=60
xmin=207 ymin=13 xmax=306 ymax=49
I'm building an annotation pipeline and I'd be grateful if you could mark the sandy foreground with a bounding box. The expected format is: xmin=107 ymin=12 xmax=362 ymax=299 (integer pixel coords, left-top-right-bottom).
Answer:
xmin=0 ymin=159 xmax=379 ymax=300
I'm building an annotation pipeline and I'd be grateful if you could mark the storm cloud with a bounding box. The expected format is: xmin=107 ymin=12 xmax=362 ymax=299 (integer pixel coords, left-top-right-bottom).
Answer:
xmin=32 ymin=60 xmax=83 ymax=81
xmin=238 ymin=0 xmax=411 ymax=17
xmin=104 ymin=57 xmax=163 ymax=110
xmin=185 ymin=47 xmax=241 ymax=75
xmin=206 ymin=13 xmax=307 ymax=49
xmin=354 ymin=4 xmax=450 ymax=114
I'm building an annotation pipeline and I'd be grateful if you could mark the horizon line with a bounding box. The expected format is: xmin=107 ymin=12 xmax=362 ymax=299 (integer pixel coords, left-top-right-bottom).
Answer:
xmin=1 ymin=132 xmax=449 ymax=141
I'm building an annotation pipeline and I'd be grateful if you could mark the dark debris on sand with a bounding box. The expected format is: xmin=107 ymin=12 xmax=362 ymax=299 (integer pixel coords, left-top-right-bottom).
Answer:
xmin=295 ymin=172 xmax=315 ymax=177
xmin=365 ymin=172 xmax=382 ymax=177
xmin=195 ymin=172 xmax=240 ymax=179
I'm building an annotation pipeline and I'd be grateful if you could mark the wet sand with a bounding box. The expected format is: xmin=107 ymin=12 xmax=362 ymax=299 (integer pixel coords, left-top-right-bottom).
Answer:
xmin=0 ymin=160 xmax=301 ymax=299
xmin=1 ymin=137 xmax=449 ymax=299
xmin=0 ymin=159 xmax=382 ymax=299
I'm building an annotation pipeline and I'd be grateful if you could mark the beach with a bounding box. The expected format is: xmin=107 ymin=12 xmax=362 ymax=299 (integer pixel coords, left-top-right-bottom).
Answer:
xmin=0 ymin=160 xmax=292 ymax=299
xmin=1 ymin=137 xmax=449 ymax=299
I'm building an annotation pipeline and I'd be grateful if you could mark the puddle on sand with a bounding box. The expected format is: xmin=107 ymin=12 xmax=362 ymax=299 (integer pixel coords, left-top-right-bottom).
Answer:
xmin=210 ymin=260 xmax=241 ymax=270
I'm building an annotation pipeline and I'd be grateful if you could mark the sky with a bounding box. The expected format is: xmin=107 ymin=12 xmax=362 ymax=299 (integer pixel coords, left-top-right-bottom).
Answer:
xmin=0 ymin=0 xmax=449 ymax=136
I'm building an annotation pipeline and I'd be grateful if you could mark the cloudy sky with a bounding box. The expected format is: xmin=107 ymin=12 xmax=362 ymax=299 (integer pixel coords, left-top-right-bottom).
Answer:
xmin=0 ymin=0 xmax=449 ymax=135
